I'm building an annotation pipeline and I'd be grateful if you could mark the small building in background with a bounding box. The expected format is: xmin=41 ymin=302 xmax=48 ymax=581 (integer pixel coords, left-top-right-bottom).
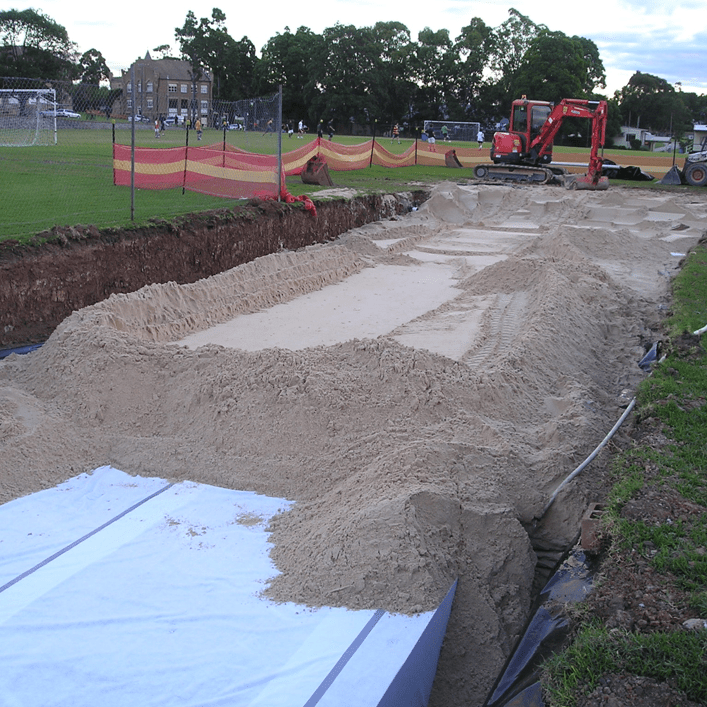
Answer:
xmin=612 ymin=126 xmax=673 ymax=151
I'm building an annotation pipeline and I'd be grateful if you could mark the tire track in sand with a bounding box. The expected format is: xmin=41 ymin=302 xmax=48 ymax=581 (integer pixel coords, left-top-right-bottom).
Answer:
xmin=462 ymin=291 xmax=528 ymax=369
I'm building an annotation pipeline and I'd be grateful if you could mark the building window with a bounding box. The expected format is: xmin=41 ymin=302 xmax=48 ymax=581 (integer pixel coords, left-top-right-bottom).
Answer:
xmin=137 ymin=81 xmax=142 ymax=93
xmin=169 ymin=98 xmax=178 ymax=110
xmin=147 ymin=81 xmax=154 ymax=93
xmin=147 ymin=99 xmax=154 ymax=108
xmin=168 ymin=84 xmax=177 ymax=93
xmin=201 ymin=100 xmax=208 ymax=114
xmin=200 ymin=84 xmax=208 ymax=94
xmin=127 ymin=99 xmax=133 ymax=108
xmin=181 ymin=99 xmax=188 ymax=110
xmin=181 ymin=84 xmax=188 ymax=93
xmin=127 ymin=82 xmax=132 ymax=93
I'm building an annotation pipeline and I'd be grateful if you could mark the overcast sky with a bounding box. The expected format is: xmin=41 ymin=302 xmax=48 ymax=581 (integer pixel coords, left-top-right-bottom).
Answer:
xmin=29 ymin=0 xmax=707 ymax=96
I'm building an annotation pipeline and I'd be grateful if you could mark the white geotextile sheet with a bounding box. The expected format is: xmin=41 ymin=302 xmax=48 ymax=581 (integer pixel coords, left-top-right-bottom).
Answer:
xmin=0 ymin=467 xmax=437 ymax=707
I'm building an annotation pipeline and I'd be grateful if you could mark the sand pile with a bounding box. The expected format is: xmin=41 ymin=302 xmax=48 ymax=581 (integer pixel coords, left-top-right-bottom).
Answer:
xmin=1 ymin=182 xmax=706 ymax=706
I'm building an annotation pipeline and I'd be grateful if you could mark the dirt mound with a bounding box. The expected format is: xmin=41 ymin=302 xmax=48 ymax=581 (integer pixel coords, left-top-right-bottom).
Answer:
xmin=2 ymin=182 xmax=706 ymax=707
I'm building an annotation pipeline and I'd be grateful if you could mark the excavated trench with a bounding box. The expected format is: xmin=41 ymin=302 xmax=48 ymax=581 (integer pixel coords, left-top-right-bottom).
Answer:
xmin=0 ymin=192 xmax=423 ymax=349
xmin=2 ymin=182 xmax=706 ymax=707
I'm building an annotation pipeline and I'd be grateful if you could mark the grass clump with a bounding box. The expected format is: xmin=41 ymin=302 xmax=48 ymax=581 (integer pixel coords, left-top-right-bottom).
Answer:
xmin=544 ymin=625 xmax=707 ymax=706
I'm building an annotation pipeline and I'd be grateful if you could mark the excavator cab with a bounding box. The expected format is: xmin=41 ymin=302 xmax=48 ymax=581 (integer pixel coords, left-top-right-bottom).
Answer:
xmin=493 ymin=100 xmax=554 ymax=165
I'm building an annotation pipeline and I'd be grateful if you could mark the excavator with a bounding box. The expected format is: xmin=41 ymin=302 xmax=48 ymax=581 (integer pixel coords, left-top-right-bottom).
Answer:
xmin=474 ymin=98 xmax=609 ymax=190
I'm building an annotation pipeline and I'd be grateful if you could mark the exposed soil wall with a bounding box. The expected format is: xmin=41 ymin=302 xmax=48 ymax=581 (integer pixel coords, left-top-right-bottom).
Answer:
xmin=0 ymin=192 xmax=422 ymax=348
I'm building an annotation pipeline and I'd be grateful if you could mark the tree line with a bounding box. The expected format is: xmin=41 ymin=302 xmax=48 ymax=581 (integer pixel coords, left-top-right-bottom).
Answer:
xmin=2 ymin=7 xmax=706 ymax=142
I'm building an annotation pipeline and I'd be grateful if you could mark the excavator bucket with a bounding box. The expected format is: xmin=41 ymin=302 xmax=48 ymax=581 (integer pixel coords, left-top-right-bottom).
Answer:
xmin=301 ymin=156 xmax=334 ymax=186
xmin=659 ymin=165 xmax=683 ymax=185
xmin=563 ymin=174 xmax=609 ymax=191
xmin=444 ymin=149 xmax=463 ymax=168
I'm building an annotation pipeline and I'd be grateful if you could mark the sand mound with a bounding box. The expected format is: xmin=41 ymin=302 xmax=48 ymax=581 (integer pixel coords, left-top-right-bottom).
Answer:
xmin=2 ymin=182 xmax=706 ymax=706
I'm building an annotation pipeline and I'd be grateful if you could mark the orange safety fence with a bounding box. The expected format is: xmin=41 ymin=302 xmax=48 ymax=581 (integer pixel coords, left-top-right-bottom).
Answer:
xmin=112 ymin=137 xmax=486 ymax=200
xmin=113 ymin=144 xmax=281 ymax=199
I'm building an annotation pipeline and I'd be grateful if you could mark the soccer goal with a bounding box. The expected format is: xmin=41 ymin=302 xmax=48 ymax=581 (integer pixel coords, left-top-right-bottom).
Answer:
xmin=423 ymin=120 xmax=481 ymax=143
xmin=0 ymin=88 xmax=57 ymax=146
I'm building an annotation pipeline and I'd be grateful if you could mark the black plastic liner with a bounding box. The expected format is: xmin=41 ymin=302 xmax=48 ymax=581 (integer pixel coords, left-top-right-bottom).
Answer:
xmin=483 ymin=548 xmax=595 ymax=707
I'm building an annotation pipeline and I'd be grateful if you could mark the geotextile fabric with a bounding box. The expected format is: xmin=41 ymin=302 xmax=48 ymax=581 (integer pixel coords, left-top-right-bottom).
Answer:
xmin=0 ymin=467 xmax=455 ymax=707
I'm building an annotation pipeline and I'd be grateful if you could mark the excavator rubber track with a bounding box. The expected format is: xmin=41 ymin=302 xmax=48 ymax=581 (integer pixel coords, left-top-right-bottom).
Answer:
xmin=473 ymin=163 xmax=565 ymax=185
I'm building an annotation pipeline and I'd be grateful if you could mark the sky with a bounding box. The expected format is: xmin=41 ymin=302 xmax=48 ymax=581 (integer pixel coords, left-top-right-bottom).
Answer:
xmin=20 ymin=0 xmax=707 ymax=97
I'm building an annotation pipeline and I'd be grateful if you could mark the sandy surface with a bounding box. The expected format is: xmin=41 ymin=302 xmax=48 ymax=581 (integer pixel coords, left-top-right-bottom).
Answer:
xmin=2 ymin=182 xmax=706 ymax=706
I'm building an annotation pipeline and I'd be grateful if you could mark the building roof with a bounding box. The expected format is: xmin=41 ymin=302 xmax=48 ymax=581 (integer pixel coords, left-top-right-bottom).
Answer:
xmin=121 ymin=54 xmax=211 ymax=82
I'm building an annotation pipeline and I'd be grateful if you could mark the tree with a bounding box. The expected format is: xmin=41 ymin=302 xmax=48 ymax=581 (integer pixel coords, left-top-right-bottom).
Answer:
xmin=308 ymin=23 xmax=381 ymax=128
xmin=258 ymin=26 xmax=323 ymax=121
xmin=486 ymin=9 xmax=543 ymax=86
xmin=367 ymin=21 xmax=417 ymax=124
xmin=680 ymin=90 xmax=707 ymax=128
xmin=175 ymin=9 xmax=258 ymax=101
xmin=410 ymin=28 xmax=464 ymax=122
xmin=218 ymin=36 xmax=259 ymax=100
xmin=78 ymin=48 xmax=110 ymax=84
xmin=574 ymin=36 xmax=606 ymax=94
xmin=0 ymin=8 xmax=77 ymax=80
xmin=605 ymin=96 xmax=625 ymax=147
xmin=152 ymin=44 xmax=176 ymax=60
xmin=510 ymin=31 xmax=604 ymax=103
xmin=481 ymin=8 xmax=544 ymax=119
xmin=615 ymin=71 xmax=690 ymax=134
xmin=454 ymin=17 xmax=494 ymax=116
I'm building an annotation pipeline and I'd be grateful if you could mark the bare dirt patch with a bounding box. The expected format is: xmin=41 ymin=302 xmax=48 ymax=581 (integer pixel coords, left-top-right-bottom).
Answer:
xmin=2 ymin=182 xmax=707 ymax=707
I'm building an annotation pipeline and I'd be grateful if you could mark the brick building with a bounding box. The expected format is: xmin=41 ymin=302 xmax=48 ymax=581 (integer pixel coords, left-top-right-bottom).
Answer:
xmin=111 ymin=52 xmax=213 ymax=125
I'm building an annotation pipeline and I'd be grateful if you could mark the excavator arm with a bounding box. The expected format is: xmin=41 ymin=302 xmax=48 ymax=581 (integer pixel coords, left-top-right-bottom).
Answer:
xmin=529 ymin=99 xmax=608 ymax=186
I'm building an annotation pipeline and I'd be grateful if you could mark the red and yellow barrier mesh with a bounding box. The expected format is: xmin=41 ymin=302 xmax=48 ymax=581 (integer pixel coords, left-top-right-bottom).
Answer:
xmin=113 ymin=137 xmax=486 ymax=200
xmin=113 ymin=144 xmax=281 ymax=199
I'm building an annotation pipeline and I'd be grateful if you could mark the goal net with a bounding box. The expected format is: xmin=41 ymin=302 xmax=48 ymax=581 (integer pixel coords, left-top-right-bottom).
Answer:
xmin=0 ymin=88 xmax=56 ymax=146
xmin=423 ymin=120 xmax=481 ymax=143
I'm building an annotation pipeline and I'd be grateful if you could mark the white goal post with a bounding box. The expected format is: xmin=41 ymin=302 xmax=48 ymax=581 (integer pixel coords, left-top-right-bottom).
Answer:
xmin=0 ymin=88 xmax=57 ymax=146
xmin=423 ymin=120 xmax=481 ymax=143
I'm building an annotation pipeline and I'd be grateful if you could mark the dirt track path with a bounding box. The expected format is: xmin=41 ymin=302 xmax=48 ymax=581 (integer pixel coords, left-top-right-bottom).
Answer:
xmin=1 ymin=182 xmax=706 ymax=706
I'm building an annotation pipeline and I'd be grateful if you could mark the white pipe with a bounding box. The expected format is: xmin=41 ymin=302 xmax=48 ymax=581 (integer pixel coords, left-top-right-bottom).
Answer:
xmin=693 ymin=323 xmax=707 ymax=336
xmin=539 ymin=397 xmax=636 ymax=519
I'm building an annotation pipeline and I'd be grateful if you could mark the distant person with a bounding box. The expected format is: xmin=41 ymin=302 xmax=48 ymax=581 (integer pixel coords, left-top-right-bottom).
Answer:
xmin=477 ymin=129 xmax=485 ymax=150
xmin=426 ymin=126 xmax=436 ymax=152
xmin=327 ymin=119 xmax=335 ymax=141
xmin=262 ymin=118 xmax=274 ymax=136
xmin=317 ymin=120 xmax=324 ymax=139
xmin=195 ymin=118 xmax=202 ymax=140
xmin=154 ymin=119 xmax=160 ymax=138
xmin=287 ymin=123 xmax=294 ymax=138
xmin=441 ymin=125 xmax=449 ymax=141
xmin=298 ymin=120 xmax=306 ymax=138
xmin=391 ymin=123 xmax=400 ymax=144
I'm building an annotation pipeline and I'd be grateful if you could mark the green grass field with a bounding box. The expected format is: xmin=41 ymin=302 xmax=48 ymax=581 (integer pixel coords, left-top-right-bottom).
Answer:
xmin=0 ymin=123 xmax=688 ymax=243
xmin=0 ymin=126 xmax=454 ymax=242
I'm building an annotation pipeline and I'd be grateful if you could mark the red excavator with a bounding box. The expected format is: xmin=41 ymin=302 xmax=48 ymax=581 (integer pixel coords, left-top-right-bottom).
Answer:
xmin=474 ymin=98 xmax=609 ymax=190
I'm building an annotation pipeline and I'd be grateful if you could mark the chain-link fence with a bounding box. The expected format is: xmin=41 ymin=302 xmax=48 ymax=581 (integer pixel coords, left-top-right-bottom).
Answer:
xmin=0 ymin=76 xmax=287 ymax=239
xmin=0 ymin=74 xmax=482 ymax=240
